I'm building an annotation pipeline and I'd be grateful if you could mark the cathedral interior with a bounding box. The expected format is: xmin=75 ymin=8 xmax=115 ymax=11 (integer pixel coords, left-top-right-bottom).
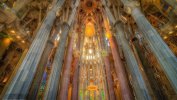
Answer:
xmin=0 ymin=0 xmax=177 ymax=99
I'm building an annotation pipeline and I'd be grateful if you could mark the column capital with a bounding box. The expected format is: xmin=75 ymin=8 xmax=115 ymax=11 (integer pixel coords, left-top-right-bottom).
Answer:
xmin=123 ymin=1 xmax=140 ymax=14
xmin=62 ymin=22 xmax=70 ymax=29
xmin=114 ymin=20 xmax=123 ymax=27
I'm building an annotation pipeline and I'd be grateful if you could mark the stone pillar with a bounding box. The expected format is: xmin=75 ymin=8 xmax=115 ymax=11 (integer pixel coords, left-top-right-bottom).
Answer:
xmin=0 ymin=4 xmax=16 ymax=24
xmin=102 ymin=2 xmax=132 ymax=99
xmin=108 ymin=36 xmax=133 ymax=100
xmin=27 ymin=25 xmax=61 ymax=99
xmin=44 ymin=0 xmax=79 ymax=99
xmin=58 ymin=32 xmax=75 ymax=99
xmin=71 ymin=58 xmax=79 ymax=100
xmin=122 ymin=0 xmax=177 ymax=93
xmin=27 ymin=41 xmax=54 ymax=99
xmin=103 ymin=56 xmax=116 ymax=100
xmin=44 ymin=22 xmax=70 ymax=100
xmin=2 ymin=1 xmax=65 ymax=99
xmin=115 ymin=21 xmax=151 ymax=99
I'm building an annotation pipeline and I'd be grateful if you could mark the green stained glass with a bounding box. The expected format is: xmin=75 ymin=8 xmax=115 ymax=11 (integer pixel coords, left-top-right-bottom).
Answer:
xmin=79 ymin=90 xmax=82 ymax=95
xmin=101 ymin=90 xmax=105 ymax=100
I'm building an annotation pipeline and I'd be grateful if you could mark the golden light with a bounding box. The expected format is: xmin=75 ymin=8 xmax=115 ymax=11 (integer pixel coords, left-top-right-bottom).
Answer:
xmin=26 ymin=31 xmax=30 ymax=34
xmin=92 ymin=56 xmax=95 ymax=59
xmin=4 ymin=38 xmax=11 ymax=45
xmin=87 ymin=85 xmax=98 ymax=91
xmin=105 ymin=32 xmax=112 ymax=39
xmin=85 ymin=22 xmax=95 ymax=37
xmin=16 ymin=36 xmax=21 ymax=39
xmin=168 ymin=31 xmax=173 ymax=34
xmin=175 ymin=25 xmax=177 ymax=29
xmin=103 ymin=18 xmax=112 ymax=39
xmin=10 ymin=30 xmax=15 ymax=34
xmin=2 ymin=77 xmax=8 ymax=83
xmin=21 ymin=40 xmax=25 ymax=43
xmin=163 ymin=36 xmax=168 ymax=39
xmin=89 ymin=49 xmax=93 ymax=54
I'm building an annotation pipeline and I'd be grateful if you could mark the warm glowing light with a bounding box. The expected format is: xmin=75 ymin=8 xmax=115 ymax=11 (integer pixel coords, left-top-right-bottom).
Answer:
xmin=16 ymin=36 xmax=21 ymax=39
xmin=89 ymin=49 xmax=93 ymax=54
xmin=163 ymin=36 xmax=168 ymax=39
xmin=85 ymin=22 xmax=95 ymax=37
xmin=175 ymin=25 xmax=177 ymax=29
xmin=92 ymin=56 xmax=95 ymax=59
xmin=87 ymin=85 xmax=98 ymax=91
xmin=2 ymin=77 xmax=8 ymax=83
xmin=4 ymin=38 xmax=11 ymax=45
xmin=168 ymin=31 xmax=173 ymax=34
xmin=103 ymin=18 xmax=112 ymax=39
xmin=26 ymin=31 xmax=30 ymax=34
xmin=10 ymin=30 xmax=15 ymax=34
xmin=21 ymin=40 xmax=25 ymax=43
xmin=105 ymin=32 xmax=111 ymax=39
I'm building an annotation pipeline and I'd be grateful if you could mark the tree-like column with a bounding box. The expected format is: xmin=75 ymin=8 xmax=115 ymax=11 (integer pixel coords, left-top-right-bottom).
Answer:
xmin=3 ymin=1 xmax=65 ymax=99
xmin=44 ymin=0 xmax=80 ymax=99
xmin=121 ymin=0 xmax=177 ymax=93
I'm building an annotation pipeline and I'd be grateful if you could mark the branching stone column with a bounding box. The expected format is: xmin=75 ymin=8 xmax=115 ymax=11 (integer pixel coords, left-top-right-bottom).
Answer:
xmin=115 ymin=21 xmax=152 ymax=100
xmin=107 ymin=33 xmax=133 ymax=100
xmin=102 ymin=2 xmax=132 ymax=99
xmin=103 ymin=1 xmax=156 ymax=98
xmin=122 ymin=0 xmax=177 ymax=93
xmin=44 ymin=1 xmax=79 ymax=99
xmin=3 ymin=1 xmax=65 ymax=99
xmin=103 ymin=56 xmax=116 ymax=100
xmin=27 ymin=25 xmax=61 ymax=99
xmin=44 ymin=22 xmax=70 ymax=100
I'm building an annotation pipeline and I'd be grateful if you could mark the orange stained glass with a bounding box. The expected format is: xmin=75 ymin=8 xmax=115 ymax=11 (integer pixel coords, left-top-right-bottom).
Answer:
xmin=103 ymin=17 xmax=112 ymax=39
xmin=105 ymin=32 xmax=112 ymax=39
xmin=85 ymin=22 xmax=95 ymax=37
